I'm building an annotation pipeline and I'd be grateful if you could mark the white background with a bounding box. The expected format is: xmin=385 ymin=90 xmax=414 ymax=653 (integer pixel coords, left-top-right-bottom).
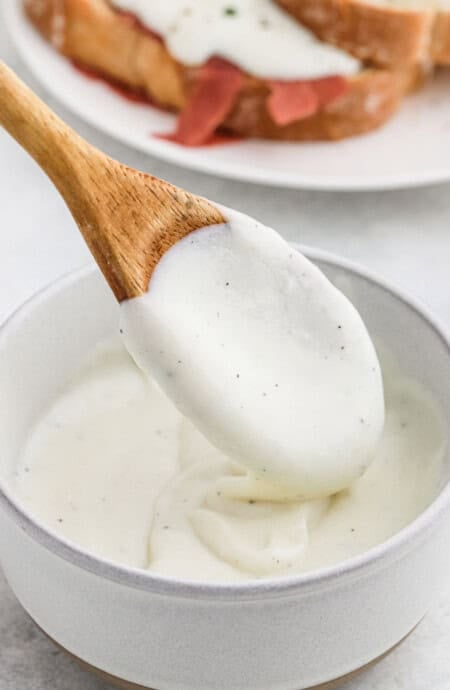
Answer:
xmin=1 ymin=14 xmax=450 ymax=690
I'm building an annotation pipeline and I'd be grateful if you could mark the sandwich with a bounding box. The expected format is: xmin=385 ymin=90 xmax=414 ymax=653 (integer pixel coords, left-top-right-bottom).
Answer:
xmin=24 ymin=0 xmax=427 ymax=145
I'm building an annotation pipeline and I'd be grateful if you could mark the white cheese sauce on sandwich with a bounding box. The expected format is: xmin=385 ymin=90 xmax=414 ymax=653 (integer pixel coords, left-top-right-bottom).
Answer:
xmin=112 ymin=0 xmax=360 ymax=79
xmin=120 ymin=210 xmax=385 ymax=499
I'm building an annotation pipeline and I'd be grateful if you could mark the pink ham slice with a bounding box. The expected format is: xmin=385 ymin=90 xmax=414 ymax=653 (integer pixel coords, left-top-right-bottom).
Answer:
xmin=168 ymin=56 xmax=348 ymax=144
xmin=267 ymin=76 xmax=348 ymax=126
xmin=312 ymin=76 xmax=349 ymax=107
xmin=172 ymin=58 xmax=244 ymax=146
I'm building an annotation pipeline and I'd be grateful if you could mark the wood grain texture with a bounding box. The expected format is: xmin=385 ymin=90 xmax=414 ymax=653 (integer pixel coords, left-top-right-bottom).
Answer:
xmin=0 ymin=61 xmax=225 ymax=301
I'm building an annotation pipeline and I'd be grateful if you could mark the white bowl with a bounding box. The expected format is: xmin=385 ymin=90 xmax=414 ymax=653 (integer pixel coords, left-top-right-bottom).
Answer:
xmin=0 ymin=249 xmax=449 ymax=690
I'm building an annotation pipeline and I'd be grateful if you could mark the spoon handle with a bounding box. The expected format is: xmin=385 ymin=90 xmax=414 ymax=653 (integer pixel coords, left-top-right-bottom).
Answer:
xmin=0 ymin=60 xmax=104 ymax=222
xmin=0 ymin=61 xmax=225 ymax=302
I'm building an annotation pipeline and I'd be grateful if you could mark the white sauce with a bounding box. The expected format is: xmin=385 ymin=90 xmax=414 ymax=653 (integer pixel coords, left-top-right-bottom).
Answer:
xmin=13 ymin=340 xmax=445 ymax=581
xmin=121 ymin=211 xmax=385 ymax=499
xmin=10 ymin=210 xmax=446 ymax=581
xmin=112 ymin=0 xmax=360 ymax=79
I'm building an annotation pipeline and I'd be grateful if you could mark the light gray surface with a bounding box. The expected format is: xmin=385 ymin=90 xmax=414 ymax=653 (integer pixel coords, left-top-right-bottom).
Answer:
xmin=1 ymin=14 xmax=450 ymax=690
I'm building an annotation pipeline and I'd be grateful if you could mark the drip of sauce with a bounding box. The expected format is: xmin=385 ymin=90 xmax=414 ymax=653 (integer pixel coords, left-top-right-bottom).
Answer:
xmin=111 ymin=0 xmax=360 ymax=79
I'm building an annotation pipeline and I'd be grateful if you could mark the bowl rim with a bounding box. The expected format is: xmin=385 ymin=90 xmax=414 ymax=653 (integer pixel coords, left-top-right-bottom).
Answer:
xmin=0 ymin=247 xmax=449 ymax=601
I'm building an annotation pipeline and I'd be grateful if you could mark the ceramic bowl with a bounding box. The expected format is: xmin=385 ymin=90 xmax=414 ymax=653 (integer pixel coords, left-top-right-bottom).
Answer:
xmin=0 ymin=249 xmax=449 ymax=690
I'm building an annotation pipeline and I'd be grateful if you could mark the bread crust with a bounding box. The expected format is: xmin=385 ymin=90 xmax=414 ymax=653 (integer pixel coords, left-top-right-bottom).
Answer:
xmin=224 ymin=69 xmax=415 ymax=141
xmin=276 ymin=0 xmax=450 ymax=67
xmin=432 ymin=12 xmax=450 ymax=63
xmin=24 ymin=0 xmax=419 ymax=142
xmin=275 ymin=0 xmax=434 ymax=67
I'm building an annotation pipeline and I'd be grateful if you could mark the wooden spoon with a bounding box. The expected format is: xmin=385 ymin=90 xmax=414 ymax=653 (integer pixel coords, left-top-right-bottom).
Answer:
xmin=0 ymin=61 xmax=225 ymax=301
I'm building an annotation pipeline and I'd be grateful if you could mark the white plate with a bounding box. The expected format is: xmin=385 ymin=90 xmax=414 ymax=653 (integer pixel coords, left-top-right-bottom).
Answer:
xmin=5 ymin=0 xmax=450 ymax=191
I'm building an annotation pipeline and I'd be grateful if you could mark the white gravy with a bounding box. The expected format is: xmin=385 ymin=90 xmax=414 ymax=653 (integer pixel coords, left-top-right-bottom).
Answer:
xmin=120 ymin=212 xmax=385 ymax=499
xmin=12 ymin=341 xmax=445 ymax=581
xmin=112 ymin=0 xmax=360 ymax=79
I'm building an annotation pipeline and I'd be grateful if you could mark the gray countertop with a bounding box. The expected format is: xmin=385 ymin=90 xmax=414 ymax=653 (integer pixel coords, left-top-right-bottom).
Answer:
xmin=1 ymin=14 xmax=450 ymax=690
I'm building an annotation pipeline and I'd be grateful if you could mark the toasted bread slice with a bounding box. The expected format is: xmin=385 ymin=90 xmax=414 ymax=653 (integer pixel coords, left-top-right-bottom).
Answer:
xmin=275 ymin=0 xmax=450 ymax=67
xmin=224 ymin=68 xmax=416 ymax=141
xmin=24 ymin=0 xmax=187 ymax=108
xmin=433 ymin=10 xmax=450 ymax=63
xmin=24 ymin=0 xmax=421 ymax=143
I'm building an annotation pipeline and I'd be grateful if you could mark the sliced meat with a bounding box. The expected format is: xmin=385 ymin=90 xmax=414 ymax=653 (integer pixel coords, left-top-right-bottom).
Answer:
xmin=267 ymin=76 xmax=348 ymax=126
xmin=173 ymin=57 xmax=244 ymax=146
xmin=312 ymin=75 xmax=348 ymax=107
xmin=267 ymin=81 xmax=318 ymax=125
